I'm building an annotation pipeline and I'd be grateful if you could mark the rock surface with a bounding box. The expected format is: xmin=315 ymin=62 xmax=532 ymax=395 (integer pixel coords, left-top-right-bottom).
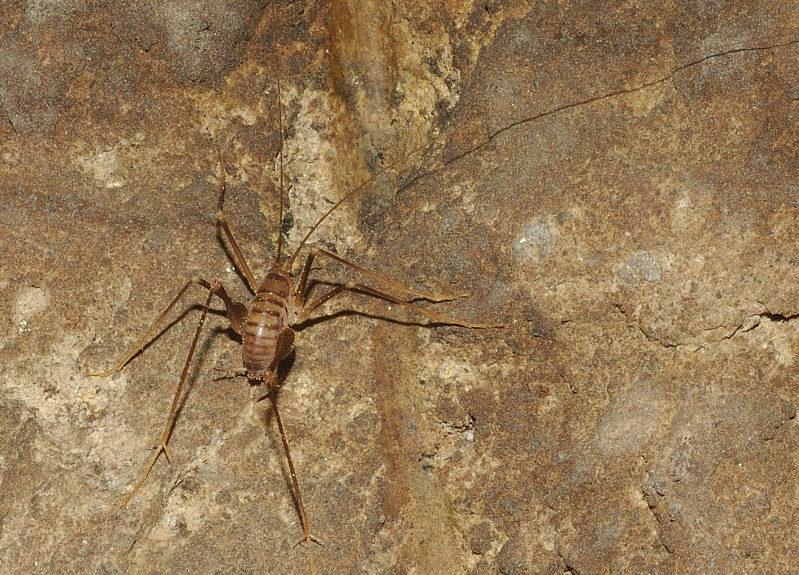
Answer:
xmin=1 ymin=1 xmax=798 ymax=573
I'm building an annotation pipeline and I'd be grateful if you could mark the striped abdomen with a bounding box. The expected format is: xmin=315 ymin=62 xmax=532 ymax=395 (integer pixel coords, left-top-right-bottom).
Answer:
xmin=243 ymin=269 xmax=297 ymax=376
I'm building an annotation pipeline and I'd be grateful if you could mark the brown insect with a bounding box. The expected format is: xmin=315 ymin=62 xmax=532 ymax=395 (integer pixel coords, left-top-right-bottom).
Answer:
xmin=88 ymin=128 xmax=499 ymax=572
xmin=88 ymin=14 xmax=500 ymax=575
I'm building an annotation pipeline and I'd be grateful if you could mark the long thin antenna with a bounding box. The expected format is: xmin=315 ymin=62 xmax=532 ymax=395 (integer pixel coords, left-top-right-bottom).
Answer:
xmin=286 ymin=140 xmax=432 ymax=268
xmin=274 ymin=1 xmax=285 ymax=264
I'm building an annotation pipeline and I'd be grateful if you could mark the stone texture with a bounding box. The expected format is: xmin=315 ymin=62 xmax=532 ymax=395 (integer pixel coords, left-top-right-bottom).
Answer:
xmin=2 ymin=1 xmax=799 ymax=573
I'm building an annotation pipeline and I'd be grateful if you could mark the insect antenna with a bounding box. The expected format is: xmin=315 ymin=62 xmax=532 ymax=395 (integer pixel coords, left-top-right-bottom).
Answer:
xmin=275 ymin=74 xmax=294 ymax=267
xmin=274 ymin=21 xmax=286 ymax=265
xmin=287 ymin=142 xmax=433 ymax=268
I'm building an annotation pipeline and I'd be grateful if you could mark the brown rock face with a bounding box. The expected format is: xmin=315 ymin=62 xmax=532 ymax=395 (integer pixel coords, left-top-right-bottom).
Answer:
xmin=2 ymin=1 xmax=798 ymax=573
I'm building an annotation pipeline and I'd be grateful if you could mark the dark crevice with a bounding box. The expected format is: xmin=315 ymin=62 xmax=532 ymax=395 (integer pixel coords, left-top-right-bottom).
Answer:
xmin=759 ymin=311 xmax=799 ymax=322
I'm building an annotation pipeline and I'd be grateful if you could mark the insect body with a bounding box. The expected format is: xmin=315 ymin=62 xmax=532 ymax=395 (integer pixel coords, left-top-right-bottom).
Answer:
xmin=243 ymin=269 xmax=296 ymax=375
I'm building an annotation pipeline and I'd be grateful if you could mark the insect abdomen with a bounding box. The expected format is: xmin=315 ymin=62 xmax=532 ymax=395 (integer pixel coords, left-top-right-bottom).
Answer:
xmin=243 ymin=270 xmax=295 ymax=375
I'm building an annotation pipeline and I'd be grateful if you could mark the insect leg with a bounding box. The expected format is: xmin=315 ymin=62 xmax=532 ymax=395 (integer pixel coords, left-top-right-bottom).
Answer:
xmin=298 ymin=280 xmax=502 ymax=328
xmin=88 ymin=277 xmax=248 ymax=505
xmin=88 ymin=278 xmax=246 ymax=377
xmin=120 ymin=283 xmax=216 ymax=505
xmin=259 ymin=379 xmax=318 ymax=575
xmin=214 ymin=133 xmax=258 ymax=293
xmin=295 ymin=247 xmax=470 ymax=310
